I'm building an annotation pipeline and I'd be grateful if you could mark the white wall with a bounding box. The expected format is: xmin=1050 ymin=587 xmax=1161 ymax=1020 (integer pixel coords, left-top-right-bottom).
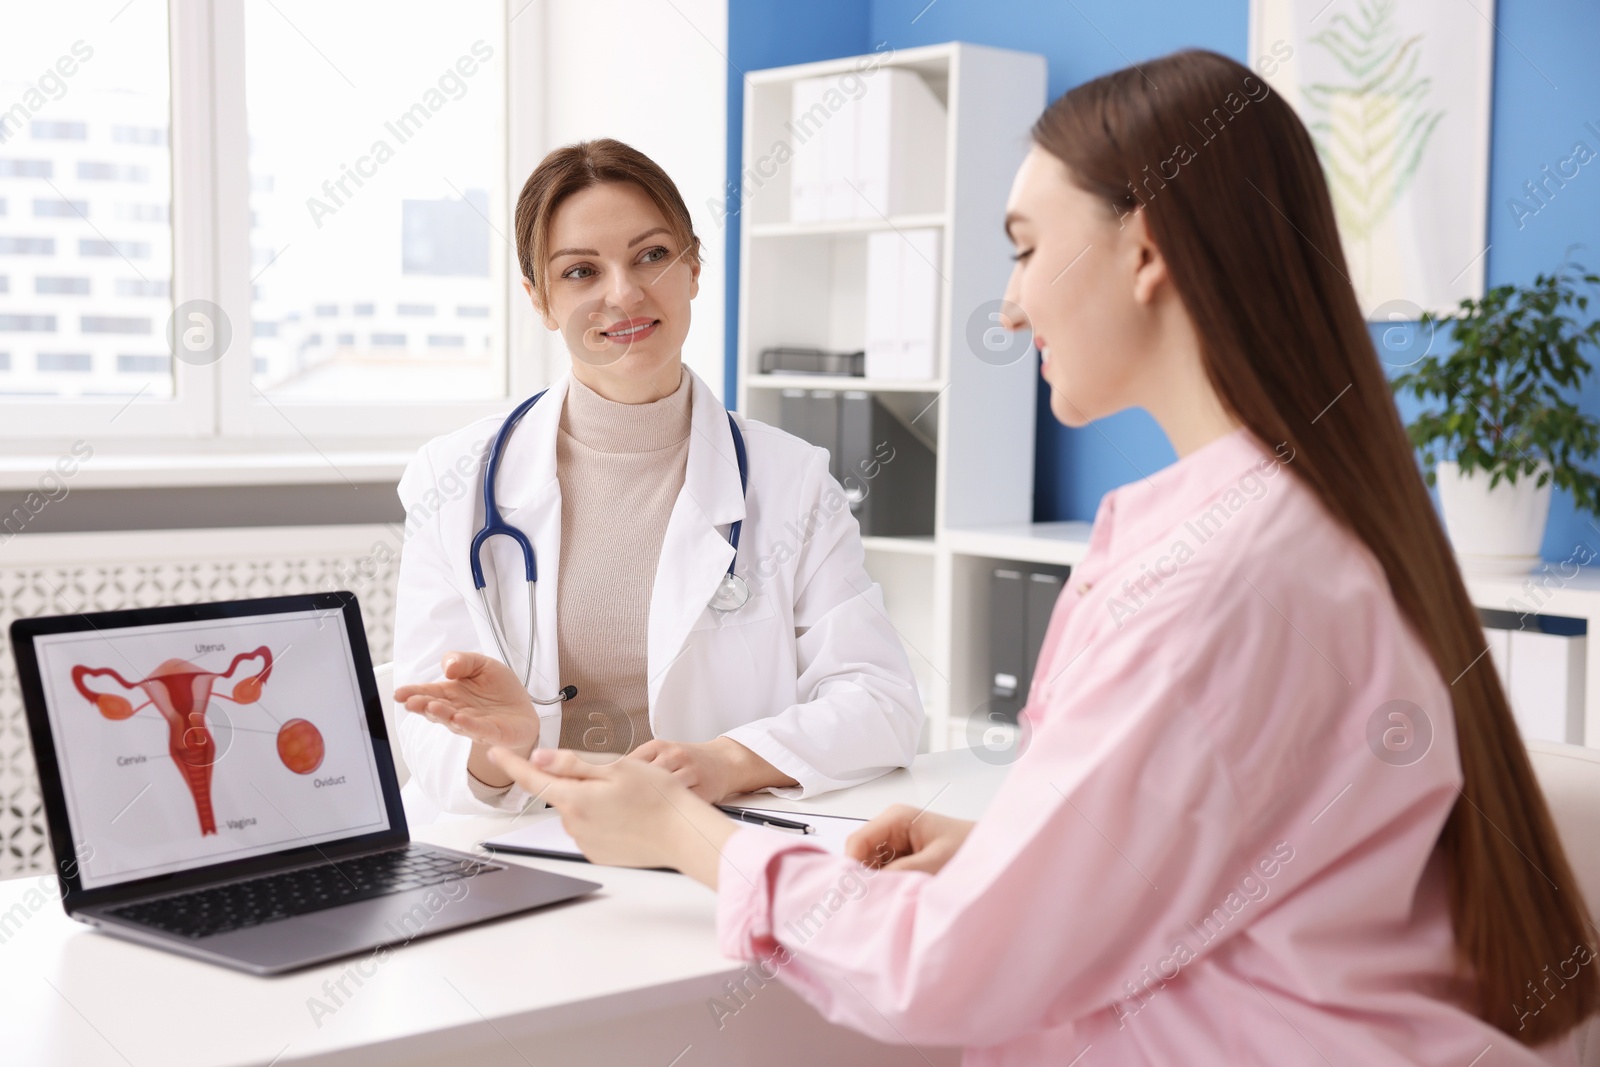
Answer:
xmin=536 ymin=0 xmax=730 ymax=399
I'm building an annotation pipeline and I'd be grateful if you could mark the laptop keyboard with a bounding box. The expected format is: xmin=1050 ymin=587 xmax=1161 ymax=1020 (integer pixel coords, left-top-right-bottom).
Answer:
xmin=107 ymin=845 xmax=502 ymax=940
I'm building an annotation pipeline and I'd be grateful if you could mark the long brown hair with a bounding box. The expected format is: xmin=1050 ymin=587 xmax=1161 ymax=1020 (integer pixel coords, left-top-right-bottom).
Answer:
xmin=1033 ymin=49 xmax=1598 ymax=1044
xmin=513 ymin=138 xmax=701 ymax=310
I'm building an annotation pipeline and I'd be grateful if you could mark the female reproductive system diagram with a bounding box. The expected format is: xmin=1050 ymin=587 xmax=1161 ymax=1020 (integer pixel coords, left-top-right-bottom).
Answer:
xmin=71 ymin=647 xmax=327 ymax=837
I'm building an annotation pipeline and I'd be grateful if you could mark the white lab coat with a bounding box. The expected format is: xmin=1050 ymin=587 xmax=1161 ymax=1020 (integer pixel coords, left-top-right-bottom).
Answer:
xmin=392 ymin=367 xmax=924 ymax=815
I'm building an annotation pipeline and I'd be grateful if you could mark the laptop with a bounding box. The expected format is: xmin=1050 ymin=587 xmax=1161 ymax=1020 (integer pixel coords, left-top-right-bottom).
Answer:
xmin=11 ymin=591 xmax=599 ymax=975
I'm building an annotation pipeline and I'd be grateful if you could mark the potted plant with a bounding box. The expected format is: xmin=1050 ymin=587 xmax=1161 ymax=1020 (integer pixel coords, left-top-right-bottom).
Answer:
xmin=1392 ymin=263 xmax=1600 ymax=574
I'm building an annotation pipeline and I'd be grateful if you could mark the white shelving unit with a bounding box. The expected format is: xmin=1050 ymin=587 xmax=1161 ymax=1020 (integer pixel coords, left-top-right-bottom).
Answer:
xmin=930 ymin=513 xmax=1600 ymax=753
xmin=736 ymin=43 xmax=1049 ymax=750
xmin=1464 ymin=568 xmax=1600 ymax=748
xmin=939 ymin=520 xmax=1600 ymax=753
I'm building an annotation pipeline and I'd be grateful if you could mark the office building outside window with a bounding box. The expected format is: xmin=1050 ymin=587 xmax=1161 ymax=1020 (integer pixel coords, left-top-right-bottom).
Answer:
xmin=242 ymin=0 xmax=505 ymax=403
xmin=0 ymin=5 xmax=173 ymax=399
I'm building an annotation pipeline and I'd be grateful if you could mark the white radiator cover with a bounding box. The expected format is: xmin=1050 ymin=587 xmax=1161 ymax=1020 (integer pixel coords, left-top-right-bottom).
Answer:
xmin=0 ymin=524 xmax=402 ymax=879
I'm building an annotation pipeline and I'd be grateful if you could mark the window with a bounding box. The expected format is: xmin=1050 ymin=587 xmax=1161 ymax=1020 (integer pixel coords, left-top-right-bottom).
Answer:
xmin=117 ymin=354 xmax=170 ymax=373
xmin=36 ymin=277 xmax=90 ymax=295
xmin=402 ymin=196 xmax=489 ymax=276
xmin=32 ymin=120 xmax=87 ymax=141
xmin=115 ymin=203 xmax=168 ymax=222
xmin=112 ymin=125 xmax=166 ymax=146
xmin=244 ymin=0 xmax=506 ymax=405
xmin=0 ymin=314 xmax=55 ymax=331
xmin=81 ymin=315 xmax=151 ymax=334
xmin=0 ymin=161 xmax=53 ymax=178
xmin=77 ymin=161 xmax=150 ymax=183
xmin=1 ymin=1 xmax=551 ymax=440
xmin=37 ymin=352 xmax=92 ymax=373
xmin=0 ymin=4 xmax=173 ymax=404
xmin=79 ymin=238 xmax=150 ymax=259
xmin=115 ymin=278 xmax=168 ymax=298
xmin=34 ymin=198 xmax=88 ymax=217
xmin=0 ymin=237 xmax=54 ymax=255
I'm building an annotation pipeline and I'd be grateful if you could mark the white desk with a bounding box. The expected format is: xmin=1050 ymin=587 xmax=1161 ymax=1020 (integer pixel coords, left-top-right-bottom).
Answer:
xmin=0 ymin=751 xmax=1007 ymax=1067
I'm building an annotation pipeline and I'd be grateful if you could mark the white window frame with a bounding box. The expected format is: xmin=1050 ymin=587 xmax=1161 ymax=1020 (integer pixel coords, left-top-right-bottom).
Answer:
xmin=0 ymin=0 xmax=550 ymax=452
xmin=0 ymin=2 xmax=214 ymax=440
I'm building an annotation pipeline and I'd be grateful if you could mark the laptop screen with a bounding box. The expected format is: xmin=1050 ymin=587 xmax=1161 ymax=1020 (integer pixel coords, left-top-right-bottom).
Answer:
xmin=31 ymin=605 xmax=392 ymax=890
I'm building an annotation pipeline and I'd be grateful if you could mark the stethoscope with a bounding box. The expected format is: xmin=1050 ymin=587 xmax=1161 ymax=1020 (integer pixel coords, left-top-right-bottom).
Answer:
xmin=470 ymin=387 xmax=751 ymax=703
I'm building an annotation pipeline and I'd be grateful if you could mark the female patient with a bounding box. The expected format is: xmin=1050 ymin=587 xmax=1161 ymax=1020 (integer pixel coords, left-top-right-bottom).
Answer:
xmin=391 ymin=139 xmax=921 ymax=814
xmin=484 ymin=52 xmax=1598 ymax=1064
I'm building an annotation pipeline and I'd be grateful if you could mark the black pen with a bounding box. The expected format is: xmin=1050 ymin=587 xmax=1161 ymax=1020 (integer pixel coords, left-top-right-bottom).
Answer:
xmin=716 ymin=805 xmax=815 ymax=834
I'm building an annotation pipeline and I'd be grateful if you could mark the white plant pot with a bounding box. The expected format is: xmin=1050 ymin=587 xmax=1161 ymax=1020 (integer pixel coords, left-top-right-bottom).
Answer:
xmin=1435 ymin=460 xmax=1552 ymax=575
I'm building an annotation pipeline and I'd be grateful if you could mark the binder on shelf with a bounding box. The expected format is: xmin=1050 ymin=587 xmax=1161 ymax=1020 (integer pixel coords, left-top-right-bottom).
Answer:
xmin=854 ymin=68 xmax=947 ymax=219
xmin=822 ymin=88 xmax=860 ymax=222
xmin=989 ymin=568 xmax=1027 ymax=720
xmin=898 ymin=228 xmax=940 ymax=380
xmin=1023 ymin=571 xmax=1064 ymax=703
xmin=788 ymin=68 xmax=947 ymax=224
xmin=840 ymin=390 xmax=935 ymax=537
xmin=789 ymin=77 xmax=829 ymax=223
xmin=865 ymin=228 xmax=941 ymax=381
xmin=865 ymin=231 xmax=900 ymax=379
xmin=775 ymin=389 xmax=936 ymax=537
xmin=779 ymin=388 xmax=843 ymax=484
xmin=789 ymin=74 xmax=861 ymax=222
xmin=814 ymin=390 xmax=843 ymax=486
xmin=987 ymin=564 xmax=1070 ymax=724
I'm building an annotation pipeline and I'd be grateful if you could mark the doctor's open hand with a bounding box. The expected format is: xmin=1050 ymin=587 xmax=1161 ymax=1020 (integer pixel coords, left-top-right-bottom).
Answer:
xmin=487 ymin=746 xmax=736 ymax=886
xmin=845 ymin=803 xmax=976 ymax=875
xmin=394 ymin=651 xmax=541 ymax=753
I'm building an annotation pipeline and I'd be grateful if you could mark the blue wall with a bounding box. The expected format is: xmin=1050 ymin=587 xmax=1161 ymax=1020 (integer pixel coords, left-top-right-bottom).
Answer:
xmin=726 ymin=0 xmax=1600 ymax=560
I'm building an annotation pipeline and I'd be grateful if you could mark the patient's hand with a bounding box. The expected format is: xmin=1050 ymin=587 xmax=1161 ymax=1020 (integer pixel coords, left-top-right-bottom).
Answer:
xmin=845 ymin=804 xmax=975 ymax=874
xmin=626 ymin=736 xmax=798 ymax=804
xmin=487 ymin=746 xmax=735 ymax=886
xmin=394 ymin=652 xmax=541 ymax=754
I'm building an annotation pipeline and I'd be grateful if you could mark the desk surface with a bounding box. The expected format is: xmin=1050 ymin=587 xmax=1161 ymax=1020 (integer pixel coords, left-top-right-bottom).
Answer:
xmin=0 ymin=750 xmax=1007 ymax=1067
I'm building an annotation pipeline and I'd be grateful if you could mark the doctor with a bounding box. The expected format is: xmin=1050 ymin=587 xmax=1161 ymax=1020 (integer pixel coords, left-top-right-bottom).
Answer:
xmin=391 ymin=138 xmax=922 ymax=815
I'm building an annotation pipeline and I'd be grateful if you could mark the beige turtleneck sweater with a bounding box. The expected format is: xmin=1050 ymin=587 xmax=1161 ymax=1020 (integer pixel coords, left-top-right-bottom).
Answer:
xmin=554 ymin=369 xmax=691 ymax=754
xmin=467 ymin=369 xmax=691 ymax=800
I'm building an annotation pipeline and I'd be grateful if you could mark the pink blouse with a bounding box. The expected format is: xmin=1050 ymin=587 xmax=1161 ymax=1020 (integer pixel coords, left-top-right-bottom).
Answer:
xmin=714 ymin=427 xmax=1581 ymax=1066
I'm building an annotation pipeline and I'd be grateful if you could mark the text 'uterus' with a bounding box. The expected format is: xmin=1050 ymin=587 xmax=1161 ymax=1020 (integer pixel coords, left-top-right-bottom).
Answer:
xmin=72 ymin=648 xmax=325 ymax=836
